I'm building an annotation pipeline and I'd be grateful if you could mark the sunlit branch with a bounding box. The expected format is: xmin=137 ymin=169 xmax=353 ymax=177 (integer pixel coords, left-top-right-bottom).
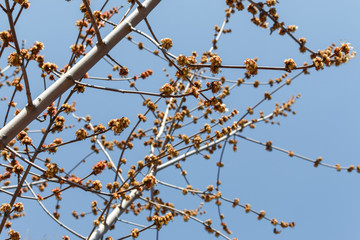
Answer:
xmin=126 ymin=38 xmax=168 ymax=61
xmin=0 ymin=188 xmax=37 ymax=200
xmin=81 ymin=0 xmax=103 ymax=45
xmin=191 ymin=72 xmax=270 ymax=85
xmin=74 ymin=81 xmax=210 ymax=98
xmin=86 ymin=75 xmax=134 ymax=81
xmin=235 ymin=134 xmax=354 ymax=171
xmin=189 ymin=63 xmax=314 ymax=72
xmin=101 ymin=17 xmax=117 ymax=27
xmin=156 ymin=179 xmax=203 ymax=194
xmin=118 ymin=219 xmax=156 ymax=229
xmin=150 ymin=98 xmax=171 ymax=155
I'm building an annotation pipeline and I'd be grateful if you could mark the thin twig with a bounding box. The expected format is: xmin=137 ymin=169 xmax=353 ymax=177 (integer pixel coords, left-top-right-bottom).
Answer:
xmin=4 ymin=0 xmax=33 ymax=108
xmin=82 ymin=0 xmax=103 ymax=45
xmin=74 ymin=80 xmax=211 ymax=98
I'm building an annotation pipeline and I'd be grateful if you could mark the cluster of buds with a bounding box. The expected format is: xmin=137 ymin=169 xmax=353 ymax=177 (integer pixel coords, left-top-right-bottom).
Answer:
xmin=251 ymin=11 xmax=269 ymax=29
xmin=93 ymin=123 xmax=106 ymax=133
xmin=175 ymin=67 xmax=190 ymax=79
xmin=8 ymin=229 xmax=21 ymax=240
xmin=46 ymin=102 xmax=57 ymax=116
xmin=11 ymin=78 xmax=24 ymax=92
xmin=8 ymin=52 xmax=22 ymax=67
xmin=266 ymin=0 xmax=277 ymax=6
xmin=42 ymin=62 xmax=58 ymax=74
xmin=142 ymin=99 xmax=157 ymax=112
xmin=298 ymin=37 xmax=307 ymax=53
xmin=152 ymin=212 xmax=174 ymax=230
xmin=45 ymin=163 xmax=59 ymax=178
xmin=76 ymin=128 xmax=88 ymax=140
xmin=92 ymin=180 xmax=102 ymax=191
xmin=202 ymin=123 xmax=212 ymax=134
xmin=131 ymin=228 xmax=140 ymax=238
xmin=160 ymin=38 xmax=173 ymax=50
xmin=142 ymin=175 xmax=156 ymax=190
xmin=186 ymin=55 xmax=197 ymax=65
xmin=159 ymin=83 xmax=175 ymax=96
xmin=210 ymin=99 xmax=227 ymax=113
xmin=0 ymin=203 xmax=11 ymax=213
xmin=312 ymin=57 xmax=323 ymax=71
xmin=74 ymin=84 xmax=85 ymax=93
xmin=76 ymin=19 xmax=89 ymax=30
xmin=51 ymin=188 xmax=62 ymax=200
xmin=16 ymin=130 xmax=32 ymax=145
xmin=119 ymin=66 xmax=129 ymax=76
xmin=311 ymin=43 xmax=355 ymax=71
xmin=284 ymin=58 xmax=297 ymax=72
xmin=176 ymin=54 xmax=187 ymax=66
xmin=0 ymin=31 xmax=13 ymax=47
xmin=61 ymin=103 xmax=76 ymax=114
xmin=29 ymin=41 xmax=44 ymax=57
xmin=35 ymin=55 xmax=45 ymax=67
xmin=53 ymin=116 xmax=65 ymax=132
xmin=144 ymin=155 xmax=161 ymax=166
xmin=139 ymin=69 xmax=153 ymax=79
xmin=46 ymin=138 xmax=62 ymax=154
xmin=176 ymin=54 xmax=197 ymax=66
xmin=137 ymin=114 xmax=146 ymax=122
xmin=181 ymin=135 xmax=190 ymax=145
xmin=165 ymin=143 xmax=179 ymax=158
xmin=209 ymin=54 xmax=222 ymax=74
xmin=244 ymin=58 xmax=258 ymax=75
xmin=70 ymin=44 xmax=86 ymax=56
xmin=92 ymin=161 xmax=107 ymax=175
xmin=93 ymin=7 xmax=115 ymax=21
xmin=207 ymin=81 xmax=222 ymax=93
xmin=247 ymin=3 xmax=257 ymax=15
xmin=108 ymin=117 xmax=130 ymax=134
xmin=93 ymin=10 xmax=102 ymax=21
xmin=14 ymin=0 xmax=30 ymax=8
xmin=68 ymin=175 xmax=83 ymax=186
xmin=192 ymin=135 xmax=202 ymax=149
xmin=10 ymin=160 xmax=24 ymax=175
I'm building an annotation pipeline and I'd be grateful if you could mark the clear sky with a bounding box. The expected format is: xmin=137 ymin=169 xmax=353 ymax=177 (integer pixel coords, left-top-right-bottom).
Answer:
xmin=1 ymin=0 xmax=360 ymax=240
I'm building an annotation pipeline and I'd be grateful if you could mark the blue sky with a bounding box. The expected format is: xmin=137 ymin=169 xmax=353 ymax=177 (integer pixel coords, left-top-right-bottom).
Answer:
xmin=1 ymin=0 xmax=360 ymax=240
